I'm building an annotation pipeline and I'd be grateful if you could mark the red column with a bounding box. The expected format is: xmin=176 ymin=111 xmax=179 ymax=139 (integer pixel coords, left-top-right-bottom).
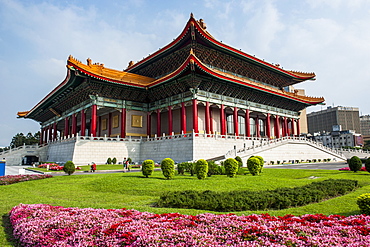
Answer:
xmin=90 ymin=105 xmax=97 ymax=137
xmin=210 ymin=107 xmax=214 ymax=134
xmin=121 ymin=108 xmax=126 ymax=138
xmin=266 ymin=113 xmax=271 ymax=139
xmin=53 ymin=122 xmax=57 ymax=141
xmin=181 ymin=102 xmax=186 ymax=134
xmin=98 ymin=116 xmax=102 ymax=137
xmin=205 ymin=102 xmax=210 ymax=134
xmin=220 ymin=104 xmax=226 ymax=135
xmin=275 ymin=116 xmax=280 ymax=138
xmin=256 ymin=116 xmax=260 ymax=137
xmin=48 ymin=125 xmax=52 ymax=142
xmin=108 ymin=113 xmax=112 ymax=137
xmin=156 ymin=109 xmax=161 ymax=136
xmin=72 ymin=114 xmax=77 ymax=136
xmin=291 ymin=119 xmax=295 ymax=136
xmin=245 ymin=109 xmax=250 ymax=137
xmin=192 ymin=99 xmax=198 ymax=133
xmin=147 ymin=113 xmax=151 ymax=137
xmin=39 ymin=128 xmax=43 ymax=145
xmin=168 ymin=106 xmax=173 ymax=135
xmin=81 ymin=109 xmax=86 ymax=136
xmin=64 ymin=117 xmax=69 ymax=138
xmin=233 ymin=107 xmax=239 ymax=136
xmin=283 ymin=117 xmax=288 ymax=136
xmin=297 ymin=119 xmax=301 ymax=136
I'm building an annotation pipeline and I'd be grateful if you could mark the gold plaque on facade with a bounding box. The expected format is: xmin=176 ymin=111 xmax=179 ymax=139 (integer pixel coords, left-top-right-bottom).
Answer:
xmin=113 ymin=115 xmax=119 ymax=128
xmin=131 ymin=115 xmax=143 ymax=128
xmin=101 ymin=119 xmax=107 ymax=130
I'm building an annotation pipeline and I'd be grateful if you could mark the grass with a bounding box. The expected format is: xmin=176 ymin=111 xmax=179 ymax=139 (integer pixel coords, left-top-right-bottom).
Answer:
xmin=1 ymin=168 xmax=370 ymax=246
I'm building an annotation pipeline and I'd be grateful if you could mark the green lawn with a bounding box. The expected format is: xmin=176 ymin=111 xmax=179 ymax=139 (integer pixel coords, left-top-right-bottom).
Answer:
xmin=1 ymin=169 xmax=370 ymax=246
xmin=30 ymin=164 xmax=142 ymax=172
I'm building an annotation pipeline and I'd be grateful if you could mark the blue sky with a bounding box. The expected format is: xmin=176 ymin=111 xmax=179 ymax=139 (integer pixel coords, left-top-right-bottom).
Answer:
xmin=1 ymin=0 xmax=370 ymax=147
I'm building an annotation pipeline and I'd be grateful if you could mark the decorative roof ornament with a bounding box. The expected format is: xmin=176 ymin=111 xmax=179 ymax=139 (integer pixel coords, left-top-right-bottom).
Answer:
xmin=199 ymin=19 xmax=207 ymax=29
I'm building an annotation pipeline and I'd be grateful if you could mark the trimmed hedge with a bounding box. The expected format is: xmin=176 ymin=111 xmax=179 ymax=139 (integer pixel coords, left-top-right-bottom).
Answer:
xmin=157 ymin=179 xmax=359 ymax=211
xmin=142 ymin=159 xmax=155 ymax=178
xmin=161 ymin=158 xmax=175 ymax=179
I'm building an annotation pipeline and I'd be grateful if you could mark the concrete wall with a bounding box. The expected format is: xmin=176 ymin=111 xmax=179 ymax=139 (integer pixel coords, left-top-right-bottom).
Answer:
xmin=72 ymin=138 xmax=141 ymax=165
xmin=140 ymin=136 xmax=193 ymax=163
xmin=47 ymin=140 xmax=75 ymax=163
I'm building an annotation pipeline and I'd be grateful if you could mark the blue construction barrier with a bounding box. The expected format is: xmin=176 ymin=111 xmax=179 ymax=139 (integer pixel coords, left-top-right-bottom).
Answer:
xmin=0 ymin=160 xmax=5 ymax=176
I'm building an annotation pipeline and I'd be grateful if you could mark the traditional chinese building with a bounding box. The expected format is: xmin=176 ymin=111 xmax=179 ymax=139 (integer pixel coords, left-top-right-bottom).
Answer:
xmin=16 ymin=14 xmax=331 ymax=165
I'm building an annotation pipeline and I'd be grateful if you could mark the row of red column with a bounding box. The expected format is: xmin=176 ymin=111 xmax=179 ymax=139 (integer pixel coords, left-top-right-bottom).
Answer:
xmin=40 ymin=105 xmax=128 ymax=144
xmin=147 ymin=100 xmax=300 ymax=138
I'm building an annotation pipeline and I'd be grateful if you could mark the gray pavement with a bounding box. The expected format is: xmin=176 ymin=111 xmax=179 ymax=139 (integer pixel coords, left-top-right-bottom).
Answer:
xmin=4 ymin=165 xmax=42 ymax=176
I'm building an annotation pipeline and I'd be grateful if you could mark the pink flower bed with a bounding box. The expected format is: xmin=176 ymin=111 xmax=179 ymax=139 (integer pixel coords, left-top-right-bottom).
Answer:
xmin=37 ymin=163 xmax=81 ymax=171
xmin=0 ymin=175 xmax=52 ymax=185
xmin=339 ymin=167 xmax=367 ymax=171
xmin=10 ymin=204 xmax=370 ymax=246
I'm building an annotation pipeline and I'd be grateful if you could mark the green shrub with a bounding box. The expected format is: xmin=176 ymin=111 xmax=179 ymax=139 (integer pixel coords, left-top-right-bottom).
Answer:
xmin=177 ymin=162 xmax=186 ymax=175
xmin=142 ymin=159 xmax=155 ymax=178
xmin=161 ymin=158 xmax=175 ymax=179
xmin=349 ymin=156 xmax=362 ymax=172
xmin=357 ymin=193 xmax=370 ymax=215
xmin=247 ymin=156 xmax=261 ymax=176
xmin=112 ymin=157 xmax=117 ymax=164
xmin=107 ymin=158 xmax=112 ymax=164
xmin=207 ymin=160 xmax=218 ymax=177
xmin=183 ymin=162 xmax=195 ymax=176
xmin=127 ymin=157 xmax=132 ymax=164
xmin=365 ymin=158 xmax=370 ymax=173
xmin=254 ymin=156 xmax=264 ymax=173
xmin=235 ymin=156 xmax=243 ymax=167
xmin=63 ymin=161 xmax=75 ymax=175
xmin=157 ymin=179 xmax=358 ymax=211
xmin=224 ymin=158 xmax=239 ymax=178
xmin=270 ymin=161 xmax=274 ymax=165
xmin=195 ymin=159 xmax=208 ymax=179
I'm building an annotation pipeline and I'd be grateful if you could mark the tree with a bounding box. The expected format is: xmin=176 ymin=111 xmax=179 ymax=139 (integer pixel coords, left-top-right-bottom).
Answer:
xmin=365 ymin=158 xmax=370 ymax=173
xmin=142 ymin=159 xmax=155 ymax=178
xmin=195 ymin=159 xmax=208 ymax=179
xmin=247 ymin=156 xmax=262 ymax=176
xmin=161 ymin=158 xmax=175 ymax=179
xmin=224 ymin=158 xmax=239 ymax=178
xmin=63 ymin=161 xmax=76 ymax=175
xmin=10 ymin=132 xmax=40 ymax=148
xmin=235 ymin=156 xmax=243 ymax=167
xmin=349 ymin=156 xmax=362 ymax=172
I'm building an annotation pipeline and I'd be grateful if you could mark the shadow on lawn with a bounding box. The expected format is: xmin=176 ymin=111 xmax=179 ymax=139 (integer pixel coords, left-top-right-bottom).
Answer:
xmin=2 ymin=213 xmax=20 ymax=246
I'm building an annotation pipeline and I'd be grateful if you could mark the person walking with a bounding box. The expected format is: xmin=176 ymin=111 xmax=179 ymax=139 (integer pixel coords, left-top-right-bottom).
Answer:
xmin=90 ymin=162 xmax=97 ymax=172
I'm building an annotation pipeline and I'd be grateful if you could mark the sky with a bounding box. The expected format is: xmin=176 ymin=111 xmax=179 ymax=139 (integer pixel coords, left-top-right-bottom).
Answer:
xmin=1 ymin=0 xmax=370 ymax=147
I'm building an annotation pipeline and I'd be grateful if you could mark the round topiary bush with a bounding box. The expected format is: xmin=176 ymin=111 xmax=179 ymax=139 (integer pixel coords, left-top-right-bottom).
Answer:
xmin=161 ymin=158 xmax=175 ymax=179
xmin=235 ymin=156 xmax=243 ymax=167
xmin=357 ymin=193 xmax=370 ymax=215
xmin=247 ymin=156 xmax=262 ymax=176
xmin=63 ymin=161 xmax=75 ymax=175
xmin=365 ymin=158 xmax=370 ymax=173
xmin=107 ymin=158 xmax=112 ymax=164
xmin=349 ymin=156 xmax=362 ymax=172
xmin=254 ymin=156 xmax=264 ymax=173
xmin=195 ymin=159 xmax=208 ymax=179
xmin=142 ymin=159 xmax=155 ymax=178
xmin=224 ymin=158 xmax=239 ymax=178
xmin=112 ymin=157 xmax=117 ymax=164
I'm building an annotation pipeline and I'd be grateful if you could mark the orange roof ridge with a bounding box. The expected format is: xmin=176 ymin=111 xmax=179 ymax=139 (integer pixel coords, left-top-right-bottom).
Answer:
xmin=67 ymin=56 xmax=156 ymax=86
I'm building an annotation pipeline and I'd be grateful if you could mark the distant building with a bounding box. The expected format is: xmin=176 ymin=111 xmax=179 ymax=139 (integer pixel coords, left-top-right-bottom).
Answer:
xmin=307 ymin=106 xmax=360 ymax=134
xmin=312 ymin=130 xmax=363 ymax=148
xmin=360 ymin=115 xmax=370 ymax=135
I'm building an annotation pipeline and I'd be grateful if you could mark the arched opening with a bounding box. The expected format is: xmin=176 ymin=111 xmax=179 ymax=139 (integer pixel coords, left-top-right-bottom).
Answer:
xmin=22 ymin=156 xmax=39 ymax=165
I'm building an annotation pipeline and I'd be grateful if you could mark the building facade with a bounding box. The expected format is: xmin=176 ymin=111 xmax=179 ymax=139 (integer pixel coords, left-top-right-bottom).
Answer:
xmin=312 ymin=130 xmax=363 ymax=148
xmin=307 ymin=106 xmax=360 ymax=135
xmin=17 ymin=14 xmax=325 ymax=164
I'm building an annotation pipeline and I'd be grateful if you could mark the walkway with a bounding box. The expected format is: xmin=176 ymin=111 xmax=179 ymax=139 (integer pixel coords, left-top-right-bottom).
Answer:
xmin=4 ymin=166 xmax=41 ymax=176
